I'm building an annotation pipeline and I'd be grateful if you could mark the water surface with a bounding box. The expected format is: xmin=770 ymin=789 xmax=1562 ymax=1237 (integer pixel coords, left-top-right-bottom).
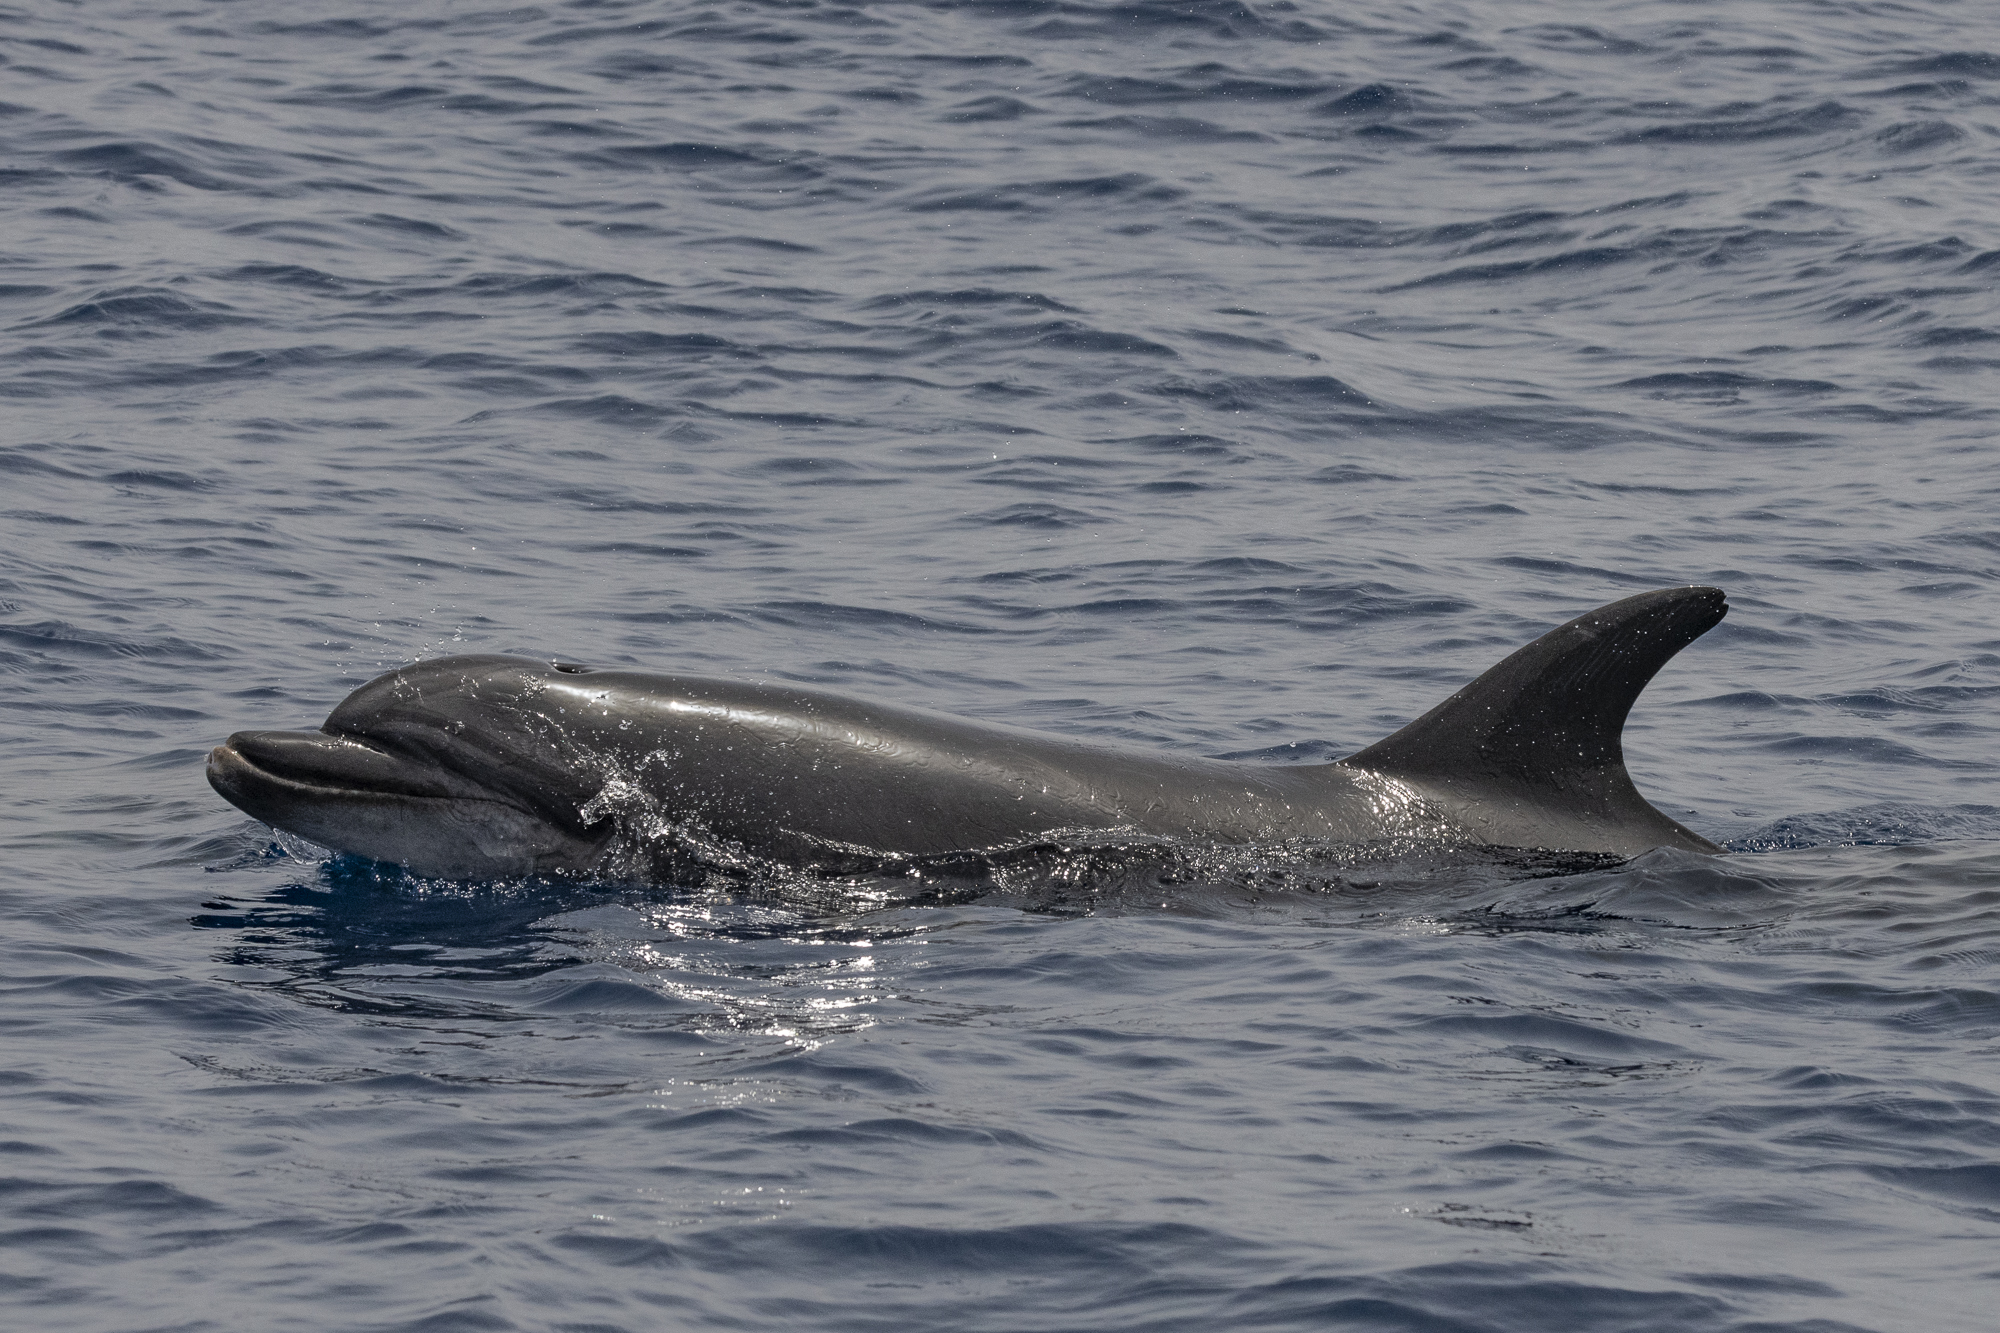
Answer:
xmin=4 ymin=2 xmax=1999 ymax=1329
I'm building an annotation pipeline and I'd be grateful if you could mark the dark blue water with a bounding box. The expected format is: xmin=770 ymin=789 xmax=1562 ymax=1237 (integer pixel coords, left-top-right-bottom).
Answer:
xmin=5 ymin=2 xmax=2000 ymax=1328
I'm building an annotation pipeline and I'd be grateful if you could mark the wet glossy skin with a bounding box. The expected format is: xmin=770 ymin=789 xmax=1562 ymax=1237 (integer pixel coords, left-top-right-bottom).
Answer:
xmin=208 ymin=587 xmax=1727 ymax=880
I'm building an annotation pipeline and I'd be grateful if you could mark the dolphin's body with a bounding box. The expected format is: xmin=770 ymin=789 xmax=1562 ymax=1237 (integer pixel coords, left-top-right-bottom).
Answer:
xmin=207 ymin=586 xmax=1728 ymax=881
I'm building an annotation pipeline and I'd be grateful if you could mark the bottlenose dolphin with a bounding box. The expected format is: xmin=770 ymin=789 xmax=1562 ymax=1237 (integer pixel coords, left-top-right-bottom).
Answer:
xmin=207 ymin=585 xmax=1727 ymax=881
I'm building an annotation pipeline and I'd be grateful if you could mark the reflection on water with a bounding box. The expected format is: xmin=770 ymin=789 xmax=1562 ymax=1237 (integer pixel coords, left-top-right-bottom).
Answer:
xmin=193 ymin=846 xmax=904 ymax=1054
xmin=187 ymin=829 xmax=1653 ymax=1059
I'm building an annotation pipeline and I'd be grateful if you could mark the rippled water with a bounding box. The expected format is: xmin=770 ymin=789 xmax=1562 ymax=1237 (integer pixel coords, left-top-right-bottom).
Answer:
xmin=5 ymin=2 xmax=1999 ymax=1329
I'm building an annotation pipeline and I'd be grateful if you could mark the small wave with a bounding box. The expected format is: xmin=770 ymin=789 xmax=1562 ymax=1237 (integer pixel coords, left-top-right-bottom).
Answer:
xmin=1057 ymin=113 xmax=1269 ymax=142
xmin=939 ymin=95 xmax=1040 ymax=123
xmin=1608 ymin=371 xmax=1842 ymax=398
xmin=216 ymin=263 xmax=354 ymax=292
xmin=1874 ymin=120 xmax=1967 ymax=154
xmin=1386 ymin=243 xmax=1662 ymax=291
xmin=1315 ymin=83 xmax=1421 ymax=117
xmin=463 ymin=394 xmax=680 ymax=428
xmin=1871 ymin=52 xmax=2000 ymax=80
xmin=904 ymin=172 xmax=1187 ymax=213
xmin=1150 ymin=372 xmax=1373 ymax=410
xmin=1614 ymin=99 xmax=1862 ymax=145
xmin=593 ymin=141 xmax=765 ymax=169
xmin=446 ymin=270 xmax=667 ymax=299
xmin=573 ymin=330 xmax=761 ymax=359
xmin=350 ymin=213 xmax=465 ymax=239
xmin=26 ymin=288 xmax=255 ymax=336
xmin=860 ymin=287 xmax=1080 ymax=313
xmin=1729 ymin=804 xmax=2000 ymax=851
xmin=52 ymin=141 xmax=238 ymax=191
xmin=1020 ymin=0 xmax=1331 ymax=43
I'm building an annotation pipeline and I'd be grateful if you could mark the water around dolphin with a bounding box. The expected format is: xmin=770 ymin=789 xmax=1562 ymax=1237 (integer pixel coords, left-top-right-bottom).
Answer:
xmin=208 ymin=586 xmax=1727 ymax=881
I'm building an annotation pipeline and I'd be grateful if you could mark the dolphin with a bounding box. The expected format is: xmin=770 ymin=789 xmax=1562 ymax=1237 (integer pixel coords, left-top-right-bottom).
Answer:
xmin=206 ymin=585 xmax=1728 ymax=881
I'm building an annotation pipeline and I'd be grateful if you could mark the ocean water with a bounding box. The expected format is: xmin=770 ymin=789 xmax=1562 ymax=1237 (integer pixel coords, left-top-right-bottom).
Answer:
xmin=4 ymin=1 xmax=2000 ymax=1328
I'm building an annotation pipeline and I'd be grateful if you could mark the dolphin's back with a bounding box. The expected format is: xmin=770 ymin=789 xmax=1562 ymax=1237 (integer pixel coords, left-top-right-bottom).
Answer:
xmin=494 ymin=670 xmax=1396 ymax=861
xmin=546 ymin=585 xmax=1726 ymax=862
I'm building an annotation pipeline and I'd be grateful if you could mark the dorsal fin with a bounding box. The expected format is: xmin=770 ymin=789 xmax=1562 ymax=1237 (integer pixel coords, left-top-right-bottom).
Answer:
xmin=1342 ymin=586 xmax=1727 ymax=854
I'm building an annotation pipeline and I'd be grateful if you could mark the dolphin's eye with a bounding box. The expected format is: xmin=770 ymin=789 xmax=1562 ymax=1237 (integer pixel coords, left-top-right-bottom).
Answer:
xmin=552 ymin=661 xmax=592 ymax=674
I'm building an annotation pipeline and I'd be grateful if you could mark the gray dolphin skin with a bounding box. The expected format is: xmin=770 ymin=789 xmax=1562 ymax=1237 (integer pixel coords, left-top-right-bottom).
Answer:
xmin=207 ymin=585 xmax=1728 ymax=881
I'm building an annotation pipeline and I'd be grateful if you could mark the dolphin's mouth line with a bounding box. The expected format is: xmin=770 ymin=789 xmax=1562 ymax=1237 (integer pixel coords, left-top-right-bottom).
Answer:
xmin=207 ymin=737 xmax=534 ymax=815
xmin=206 ymin=740 xmax=520 ymax=804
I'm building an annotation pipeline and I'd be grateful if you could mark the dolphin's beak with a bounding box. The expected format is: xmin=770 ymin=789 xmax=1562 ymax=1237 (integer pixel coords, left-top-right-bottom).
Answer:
xmin=206 ymin=731 xmax=475 ymax=830
xmin=206 ymin=730 xmax=600 ymax=879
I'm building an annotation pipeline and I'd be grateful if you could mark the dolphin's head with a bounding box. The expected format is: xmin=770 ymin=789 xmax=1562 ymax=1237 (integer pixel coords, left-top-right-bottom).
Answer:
xmin=207 ymin=654 xmax=621 ymax=879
